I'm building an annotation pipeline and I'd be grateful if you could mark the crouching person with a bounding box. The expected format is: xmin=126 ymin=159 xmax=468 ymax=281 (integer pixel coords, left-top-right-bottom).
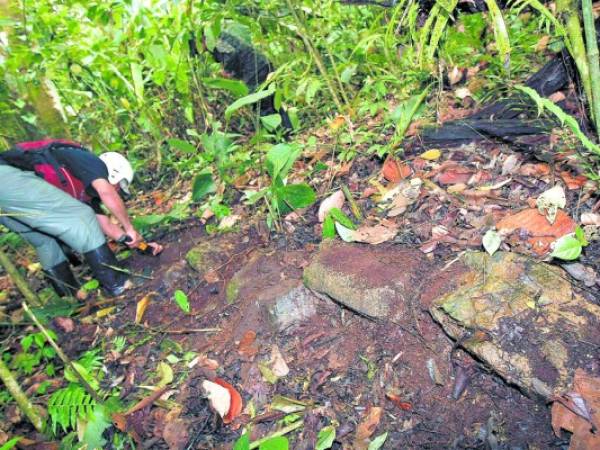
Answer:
xmin=0 ymin=140 xmax=162 ymax=297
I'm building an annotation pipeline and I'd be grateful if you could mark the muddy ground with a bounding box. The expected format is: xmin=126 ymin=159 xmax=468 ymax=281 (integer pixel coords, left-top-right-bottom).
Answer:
xmin=78 ymin=222 xmax=566 ymax=449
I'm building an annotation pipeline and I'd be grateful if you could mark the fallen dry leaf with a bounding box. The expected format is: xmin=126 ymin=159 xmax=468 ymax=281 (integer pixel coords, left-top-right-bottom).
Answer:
xmin=135 ymin=294 xmax=152 ymax=324
xmin=560 ymin=171 xmax=587 ymax=190
xmin=519 ymin=163 xmax=551 ymax=177
xmin=318 ymin=190 xmax=345 ymax=222
xmin=437 ymin=167 xmax=473 ymax=185
xmin=270 ymin=345 xmax=290 ymax=377
xmin=501 ymin=154 xmax=520 ymax=175
xmin=356 ymin=406 xmax=383 ymax=441
xmin=238 ymin=330 xmax=259 ymax=358
xmin=551 ymin=369 xmax=600 ymax=450
xmin=353 ymin=223 xmax=398 ymax=245
xmin=382 ymin=156 xmax=411 ymax=182
xmin=496 ymin=208 xmax=576 ymax=255
xmin=581 ymin=212 xmax=600 ymax=226
xmin=420 ymin=149 xmax=442 ymax=161
xmin=386 ymin=392 xmax=413 ymax=411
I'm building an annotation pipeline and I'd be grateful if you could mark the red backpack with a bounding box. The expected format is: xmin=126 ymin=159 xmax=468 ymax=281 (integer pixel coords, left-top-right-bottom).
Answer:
xmin=4 ymin=139 xmax=91 ymax=203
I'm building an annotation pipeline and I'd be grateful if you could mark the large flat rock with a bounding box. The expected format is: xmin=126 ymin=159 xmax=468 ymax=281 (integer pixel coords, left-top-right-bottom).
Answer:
xmin=303 ymin=242 xmax=430 ymax=321
xmin=429 ymin=251 xmax=600 ymax=398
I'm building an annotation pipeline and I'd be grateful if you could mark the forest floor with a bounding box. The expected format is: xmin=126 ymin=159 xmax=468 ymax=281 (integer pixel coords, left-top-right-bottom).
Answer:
xmin=3 ymin=94 xmax=600 ymax=450
xmin=28 ymin=133 xmax=600 ymax=448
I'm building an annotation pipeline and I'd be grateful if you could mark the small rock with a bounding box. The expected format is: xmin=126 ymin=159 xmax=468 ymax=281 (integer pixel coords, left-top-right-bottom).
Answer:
xmin=304 ymin=242 xmax=429 ymax=320
xmin=270 ymin=286 xmax=317 ymax=331
xmin=562 ymin=263 xmax=597 ymax=287
xmin=185 ymin=241 xmax=225 ymax=276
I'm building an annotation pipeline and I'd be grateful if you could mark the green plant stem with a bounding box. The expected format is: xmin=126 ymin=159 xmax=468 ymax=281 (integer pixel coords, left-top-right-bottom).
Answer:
xmin=21 ymin=302 xmax=103 ymax=404
xmin=248 ymin=420 xmax=304 ymax=450
xmin=284 ymin=0 xmax=345 ymax=111
xmin=582 ymin=0 xmax=600 ymax=133
xmin=556 ymin=0 xmax=593 ymax=110
xmin=0 ymin=247 xmax=42 ymax=306
xmin=342 ymin=184 xmax=363 ymax=220
xmin=0 ymin=357 xmax=46 ymax=433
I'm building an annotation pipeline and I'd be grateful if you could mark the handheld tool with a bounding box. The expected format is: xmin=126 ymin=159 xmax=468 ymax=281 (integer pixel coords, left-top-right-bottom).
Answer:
xmin=117 ymin=235 xmax=160 ymax=255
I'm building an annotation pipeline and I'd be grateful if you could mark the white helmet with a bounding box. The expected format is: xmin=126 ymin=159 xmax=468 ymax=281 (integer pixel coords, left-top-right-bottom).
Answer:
xmin=99 ymin=152 xmax=134 ymax=194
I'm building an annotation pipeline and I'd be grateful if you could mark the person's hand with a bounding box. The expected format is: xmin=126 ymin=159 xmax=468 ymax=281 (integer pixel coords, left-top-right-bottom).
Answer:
xmin=147 ymin=242 xmax=164 ymax=256
xmin=124 ymin=228 xmax=143 ymax=248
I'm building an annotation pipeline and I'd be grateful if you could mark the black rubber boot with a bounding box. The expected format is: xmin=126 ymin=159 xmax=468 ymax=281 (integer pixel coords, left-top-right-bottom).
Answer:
xmin=44 ymin=261 xmax=80 ymax=297
xmin=83 ymin=243 xmax=128 ymax=296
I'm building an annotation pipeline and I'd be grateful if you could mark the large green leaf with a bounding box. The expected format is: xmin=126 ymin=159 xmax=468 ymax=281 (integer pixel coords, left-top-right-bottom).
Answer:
xmin=167 ymin=138 xmax=196 ymax=154
xmin=551 ymin=235 xmax=582 ymax=260
xmin=276 ymin=183 xmax=316 ymax=212
xmin=259 ymin=436 xmax=288 ymax=450
xmin=316 ymin=426 xmax=336 ymax=450
xmin=265 ymin=143 xmax=301 ymax=181
xmin=192 ymin=172 xmax=216 ymax=202
xmin=173 ymin=290 xmax=190 ymax=314
xmin=203 ymin=78 xmax=249 ymax=97
xmin=225 ymin=85 xmax=275 ymax=120
xmin=260 ymin=114 xmax=282 ymax=131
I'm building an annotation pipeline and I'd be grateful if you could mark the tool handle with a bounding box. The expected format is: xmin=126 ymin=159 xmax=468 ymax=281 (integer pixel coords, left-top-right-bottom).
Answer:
xmin=117 ymin=235 xmax=149 ymax=252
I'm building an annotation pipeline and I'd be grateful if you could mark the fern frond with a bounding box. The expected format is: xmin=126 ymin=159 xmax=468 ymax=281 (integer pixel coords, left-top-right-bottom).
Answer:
xmin=48 ymin=384 xmax=96 ymax=434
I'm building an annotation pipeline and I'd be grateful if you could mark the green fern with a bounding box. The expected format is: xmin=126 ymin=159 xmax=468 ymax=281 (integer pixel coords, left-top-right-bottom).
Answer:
xmin=48 ymin=384 xmax=96 ymax=434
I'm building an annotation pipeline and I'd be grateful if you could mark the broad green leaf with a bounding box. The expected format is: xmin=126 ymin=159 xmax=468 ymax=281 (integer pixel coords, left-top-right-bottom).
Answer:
xmin=132 ymin=214 xmax=166 ymax=232
xmin=335 ymin=222 xmax=355 ymax=242
xmin=203 ymin=78 xmax=249 ymax=97
xmin=316 ymin=425 xmax=336 ymax=450
xmin=322 ymin=214 xmax=336 ymax=239
xmin=260 ymin=114 xmax=282 ymax=131
xmin=82 ymin=279 xmax=100 ymax=291
xmin=130 ymin=62 xmax=144 ymax=102
xmin=551 ymin=235 xmax=582 ymax=260
xmin=167 ymin=138 xmax=196 ymax=154
xmin=259 ymin=436 xmax=289 ymax=450
xmin=244 ymin=188 xmax=268 ymax=206
xmin=225 ymin=85 xmax=275 ymax=120
xmin=265 ymin=143 xmax=301 ymax=181
xmin=328 ymin=207 xmax=356 ymax=230
xmin=80 ymin=405 xmax=110 ymax=450
xmin=482 ymin=230 xmax=502 ymax=255
xmin=277 ymin=183 xmax=317 ymax=212
xmin=173 ymin=290 xmax=190 ymax=314
xmin=156 ymin=361 xmax=173 ymax=388
xmin=233 ymin=433 xmax=250 ymax=450
xmin=192 ymin=172 xmax=216 ymax=202
xmin=368 ymin=432 xmax=389 ymax=450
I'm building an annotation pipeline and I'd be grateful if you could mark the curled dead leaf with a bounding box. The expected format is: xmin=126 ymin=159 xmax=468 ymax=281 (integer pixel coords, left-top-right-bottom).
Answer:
xmin=213 ymin=378 xmax=243 ymax=424
xmin=318 ymin=190 xmax=345 ymax=222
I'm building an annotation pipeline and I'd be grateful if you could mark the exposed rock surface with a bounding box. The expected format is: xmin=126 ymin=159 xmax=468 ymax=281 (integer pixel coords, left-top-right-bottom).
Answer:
xmin=429 ymin=251 xmax=600 ymax=398
xmin=303 ymin=241 xmax=430 ymax=321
